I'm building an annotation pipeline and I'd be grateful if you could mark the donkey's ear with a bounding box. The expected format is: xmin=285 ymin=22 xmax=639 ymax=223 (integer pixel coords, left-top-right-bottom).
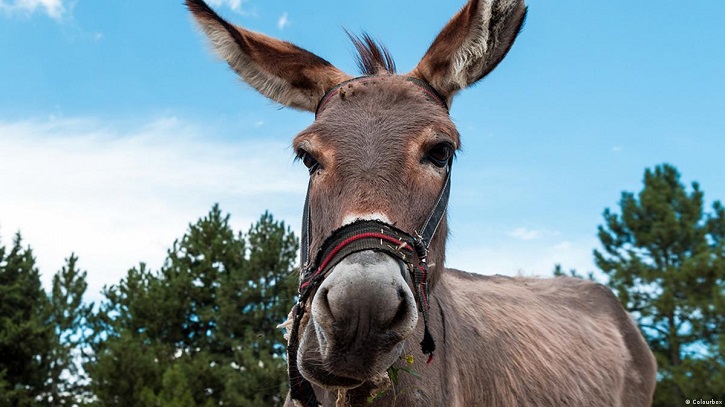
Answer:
xmin=409 ymin=0 xmax=526 ymax=104
xmin=186 ymin=0 xmax=351 ymax=112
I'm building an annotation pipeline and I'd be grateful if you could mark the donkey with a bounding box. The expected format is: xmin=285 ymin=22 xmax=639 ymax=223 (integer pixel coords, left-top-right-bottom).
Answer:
xmin=186 ymin=0 xmax=657 ymax=406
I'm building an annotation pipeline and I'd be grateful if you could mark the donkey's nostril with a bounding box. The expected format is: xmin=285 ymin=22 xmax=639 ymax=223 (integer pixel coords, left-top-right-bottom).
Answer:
xmin=389 ymin=296 xmax=409 ymax=327
xmin=388 ymin=290 xmax=415 ymax=330
xmin=318 ymin=287 xmax=333 ymax=320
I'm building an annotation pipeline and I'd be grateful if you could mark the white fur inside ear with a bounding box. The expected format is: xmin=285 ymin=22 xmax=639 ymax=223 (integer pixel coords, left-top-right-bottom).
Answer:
xmin=452 ymin=0 xmax=491 ymax=88
xmin=194 ymin=20 xmax=318 ymax=110
xmin=451 ymin=0 xmax=518 ymax=88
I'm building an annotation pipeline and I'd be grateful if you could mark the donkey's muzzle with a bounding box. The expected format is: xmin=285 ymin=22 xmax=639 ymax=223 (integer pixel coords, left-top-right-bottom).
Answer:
xmin=309 ymin=250 xmax=418 ymax=380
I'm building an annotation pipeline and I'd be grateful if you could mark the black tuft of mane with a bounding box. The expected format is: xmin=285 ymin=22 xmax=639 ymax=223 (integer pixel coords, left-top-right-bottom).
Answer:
xmin=346 ymin=31 xmax=396 ymax=75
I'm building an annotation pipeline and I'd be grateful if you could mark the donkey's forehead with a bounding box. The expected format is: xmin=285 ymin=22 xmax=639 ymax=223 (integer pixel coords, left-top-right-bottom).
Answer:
xmin=294 ymin=76 xmax=458 ymax=147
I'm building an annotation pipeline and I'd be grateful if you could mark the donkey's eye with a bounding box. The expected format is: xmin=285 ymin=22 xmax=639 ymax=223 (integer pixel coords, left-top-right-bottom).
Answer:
xmin=425 ymin=143 xmax=454 ymax=167
xmin=296 ymin=149 xmax=320 ymax=173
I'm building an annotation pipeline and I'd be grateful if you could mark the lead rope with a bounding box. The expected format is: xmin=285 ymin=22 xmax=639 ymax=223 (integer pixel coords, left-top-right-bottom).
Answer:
xmin=287 ymin=303 xmax=318 ymax=407
xmin=412 ymin=251 xmax=435 ymax=363
xmin=411 ymin=162 xmax=451 ymax=363
xmin=288 ymin=174 xmax=319 ymax=407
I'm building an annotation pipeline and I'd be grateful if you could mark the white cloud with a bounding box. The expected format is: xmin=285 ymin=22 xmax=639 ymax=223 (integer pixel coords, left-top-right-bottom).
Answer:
xmin=207 ymin=0 xmax=251 ymax=15
xmin=277 ymin=12 xmax=288 ymax=30
xmin=446 ymin=237 xmax=598 ymax=278
xmin=0 ymin=0 xmax=69 ymax=20
xmin=0 ymin=116 xmax=307 ymax=301
xmin=508 ymin=227 xmax=543 ymax=241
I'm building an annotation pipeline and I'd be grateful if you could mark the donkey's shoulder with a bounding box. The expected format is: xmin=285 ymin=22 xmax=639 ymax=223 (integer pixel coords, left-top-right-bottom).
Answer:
xmin=433 ymin=268 xmax=655 ymax=406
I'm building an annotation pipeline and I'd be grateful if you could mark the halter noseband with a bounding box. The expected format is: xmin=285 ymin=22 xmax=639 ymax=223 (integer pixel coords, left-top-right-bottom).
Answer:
xmin=289 ymin=76 xmax=451 ymax=407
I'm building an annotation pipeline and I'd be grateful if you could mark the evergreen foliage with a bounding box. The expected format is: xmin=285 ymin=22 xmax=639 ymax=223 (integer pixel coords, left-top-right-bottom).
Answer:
xmin=85 ymin=205 xmax=298 ymax=406
xmin=0 ymin=233 xmax=52 ymax=407
xmin=4 ymin=170 xmax=723 ymax=406
xmin=0 ymin=236 xmax=93 ymax=407
xmin=0 ymin=206 xmax=297 ymax=406
xmin=43 ymin=254 xmax=94 ymax=406
xmin=594 ymin=164 xmax=725 ymax=405
xmin=552 ymin=263 xmax=594 ymax=280
xmin=4 ymin=167 xmax=723 ymax=405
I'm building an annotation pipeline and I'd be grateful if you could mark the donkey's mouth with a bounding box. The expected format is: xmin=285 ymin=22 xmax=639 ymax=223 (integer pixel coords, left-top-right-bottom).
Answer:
xmin=297 ymin=360 xmax=366 ymax=389
xmin=298 ymin=345 xmax=404 ymax=390
xmin=298 ymin=323 xmax=405 ymax=390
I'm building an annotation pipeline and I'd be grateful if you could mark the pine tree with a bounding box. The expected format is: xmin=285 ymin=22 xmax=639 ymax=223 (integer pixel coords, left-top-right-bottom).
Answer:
xmin=42 ymin=254 xmax=93 ymax=406
xmin=161 ymin=204 xmax=247 ymax=355
xmin=86 ymin=264 xmax=168 ymax=407
xmin=86 ymin=206 xmax=299 ymax=406
xmin=0 ymin=233 xmax=53 ymax=407
xmin=219 ymin=211 xmax=298 ymax=407
xmin=594 ymin=164 xmax=725 ymax=405
xmin=552 ymin=263 xmax=594 ymax=280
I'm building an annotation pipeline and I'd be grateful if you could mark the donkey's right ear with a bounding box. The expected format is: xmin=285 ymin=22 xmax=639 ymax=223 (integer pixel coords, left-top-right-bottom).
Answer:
xmin=186 ymin=0 xmax=351 ymax=112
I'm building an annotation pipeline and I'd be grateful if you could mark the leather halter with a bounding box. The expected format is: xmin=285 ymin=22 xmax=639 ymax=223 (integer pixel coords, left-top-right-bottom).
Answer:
xmin=289 ymin=76 xmax=451 ymax=407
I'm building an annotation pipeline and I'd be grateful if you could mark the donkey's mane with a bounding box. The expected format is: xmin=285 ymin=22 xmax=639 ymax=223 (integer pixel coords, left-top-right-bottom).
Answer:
xmin=347 ymin=32 xmax=396 ymax=75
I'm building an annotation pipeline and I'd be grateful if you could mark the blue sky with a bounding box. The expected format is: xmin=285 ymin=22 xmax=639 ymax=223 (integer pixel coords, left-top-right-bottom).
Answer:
xmin=1 ymin=0 xmax=724 ymax=300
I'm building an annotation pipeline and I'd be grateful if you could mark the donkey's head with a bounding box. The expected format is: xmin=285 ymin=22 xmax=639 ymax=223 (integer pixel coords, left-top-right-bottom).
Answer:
xmin=187 ymin=0 xmax=525 ymax=394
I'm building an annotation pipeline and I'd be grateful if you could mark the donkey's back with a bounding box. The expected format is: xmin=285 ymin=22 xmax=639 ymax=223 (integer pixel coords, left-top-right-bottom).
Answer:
xmin=424 ymin=269 xmax=657 ymax=406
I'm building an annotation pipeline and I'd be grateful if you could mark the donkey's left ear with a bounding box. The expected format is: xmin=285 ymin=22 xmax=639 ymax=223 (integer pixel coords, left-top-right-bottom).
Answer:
xmin=409 ymin=0 xmax=527 ymax=105
xmin=187 ymin=0 xmax=350 ymax=112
